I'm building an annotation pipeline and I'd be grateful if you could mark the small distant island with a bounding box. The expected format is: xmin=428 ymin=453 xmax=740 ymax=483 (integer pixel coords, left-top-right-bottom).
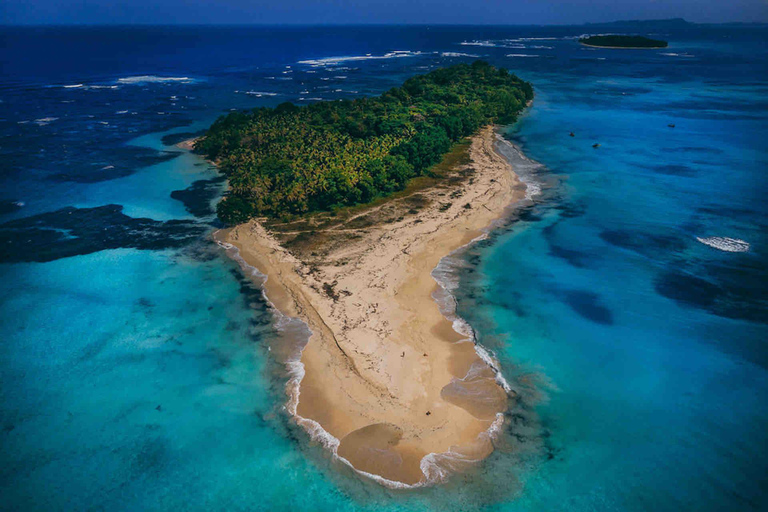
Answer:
xmin=579 ymin=35 xmax=668 ymax=48
xmin=197 ymin=61 xmax=533 ymax=224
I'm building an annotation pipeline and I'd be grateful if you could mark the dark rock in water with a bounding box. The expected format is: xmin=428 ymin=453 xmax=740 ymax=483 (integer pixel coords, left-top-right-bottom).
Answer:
xmin=170 ymin=175 xmax=226 ymax=218
xmin=0 ymin=204 xmax=206 ymax=263
xmin=562 ymin=290 xmax=614 ymax=325
xmin=0 ymin=200 xmax=24 ymax=216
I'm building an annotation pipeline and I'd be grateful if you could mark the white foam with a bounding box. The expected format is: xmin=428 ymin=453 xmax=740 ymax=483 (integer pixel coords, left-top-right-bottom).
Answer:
xmin=116 ymin=75 xmax=192 ymax=84
xmin=506 ymin=54 xmax=539 ymax=58
xmin=63 ymin=84 xmax=84 ymax=89
xmin=696 ymin=236 xmax=750 ymax=253
xmin=33 ymin=117 xmax=58 ymax=126
xmin=441 ymin=52 xmax=480 ymax=58
xmin=509 ymin=37 xmax=559 ymax=42
xmin=298 ymin=51 xmax=422 ymax=67
xmin=461 ymin=40 xmax=526 ymax=49
xmin=661 ymin=52 xmax=695 ymax=58
xmin=236 ymin=90 xmax=280 ymax=97
xmin=494 ymin=134 xmax=544 ymax=201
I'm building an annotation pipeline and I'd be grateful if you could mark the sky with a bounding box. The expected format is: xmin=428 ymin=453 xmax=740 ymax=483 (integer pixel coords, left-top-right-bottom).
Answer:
xmin=1 ymin=0 xmax=767 ymax=25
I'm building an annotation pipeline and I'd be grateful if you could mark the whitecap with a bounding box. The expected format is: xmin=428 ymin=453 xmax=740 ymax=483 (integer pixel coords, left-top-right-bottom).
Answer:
xmin=509 ymin=37 xmax=558 ymax=42
xmin=297 ymin=50 xmax=422 ymax=67
xmin=661 ymin=52 xmax=695 ymax=58
xmin=696 ymin=236 xmax=750 ymax=253
xmin=236 ymin=90 xmax=279 ymax=97
xmin=441 ymin=52 xmax=480 ymax=58
xmin=33 ymin=117 xmax=58 ymax=126
xmin=506 ymin=54 xmax=539 ymax=58
xmin=63 ymin=84 xmax=84 ymax=89
xmin=116 ymin=75 xmax=192 ymax=84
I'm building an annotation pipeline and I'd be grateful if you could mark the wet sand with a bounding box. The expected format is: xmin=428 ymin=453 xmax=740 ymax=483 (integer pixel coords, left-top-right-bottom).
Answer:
xmin=218 ymin=126 xmax=527 ymax=486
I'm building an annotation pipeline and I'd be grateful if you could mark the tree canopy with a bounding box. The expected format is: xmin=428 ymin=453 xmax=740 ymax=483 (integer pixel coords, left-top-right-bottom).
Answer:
xmin=196 ymin=61 xmax=533 ymax=225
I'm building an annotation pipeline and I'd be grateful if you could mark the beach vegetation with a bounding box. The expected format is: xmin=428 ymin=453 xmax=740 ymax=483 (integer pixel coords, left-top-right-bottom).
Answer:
xmin=197 ymin=61 xmax=533 ymax=225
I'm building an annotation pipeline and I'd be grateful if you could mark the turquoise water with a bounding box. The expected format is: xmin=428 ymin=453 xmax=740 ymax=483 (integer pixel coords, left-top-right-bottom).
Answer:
xmin=1 ymin=25 xmax=767 ymax=510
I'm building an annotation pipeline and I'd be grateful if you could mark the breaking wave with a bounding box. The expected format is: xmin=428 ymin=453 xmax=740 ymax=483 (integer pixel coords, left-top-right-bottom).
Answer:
xmin=494 ymin=134 xmax=544 ymax=201
xmin=235 ymin=90 xmax=280 ymax=97
xmin=116 ymin=75 xmax=193 ymax=84
xmin=441 ymin=52 xmax=481 ymax=58
xmin=298 ymin=50 xmax=423 ymax=67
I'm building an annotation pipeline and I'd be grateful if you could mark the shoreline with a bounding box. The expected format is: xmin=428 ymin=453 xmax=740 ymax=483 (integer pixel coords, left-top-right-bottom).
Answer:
xmin=216 ymin=126 xmax=529 ymax=486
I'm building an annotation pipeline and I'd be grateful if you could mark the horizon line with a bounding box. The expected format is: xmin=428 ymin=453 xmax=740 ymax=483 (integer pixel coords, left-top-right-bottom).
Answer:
xmin=2 ymin=19 xmax=768 ymax=28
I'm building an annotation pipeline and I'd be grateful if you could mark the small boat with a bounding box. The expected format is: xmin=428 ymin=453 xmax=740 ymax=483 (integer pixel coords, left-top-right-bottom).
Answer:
xmin=668 ymin=124 xmax=676 ymax=128
xmin=569 ymin=132 xmax=575 ymax=137
xmin=592 ymin=143 xmax=601 ymax=148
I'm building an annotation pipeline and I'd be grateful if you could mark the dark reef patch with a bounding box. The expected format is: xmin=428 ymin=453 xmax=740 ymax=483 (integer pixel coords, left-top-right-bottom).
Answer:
xmin=161 ymin=130 xmax=207 ymax=147
xmin=650 ymin=164 xmax=698 ymax=177
xmin=170 ymin=175 xmax=226 ymax=218
xmin=655 ymin=272 xmax=723 ymax=308
xmin=47 ymin=147 xmax=181 ymax=183
xmin=655 ymin=267 xmax=768 ymax=324
xmin=552 ymin=201 xmax=587 ymax=219
xmin=600 ymin=229 xmax=688 ymax=258
xmin=562 ymin=290 xmax=614 ymax=325
xmin=0 ymin=205 xmax=206 ymax=263
xmin=0 ymin=200 xmax=24 ymax=216
xmin=549 ymin=244 xmax=591 ymax=268
xmin=661 ymin=146 xmax=724 ymax=154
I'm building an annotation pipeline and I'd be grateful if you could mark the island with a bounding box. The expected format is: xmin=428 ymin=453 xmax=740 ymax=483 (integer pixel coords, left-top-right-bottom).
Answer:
xmin=197 ymin=62 xmax=534 ymax=486
xmin=579 ymin=34 xmax=669 ymax=48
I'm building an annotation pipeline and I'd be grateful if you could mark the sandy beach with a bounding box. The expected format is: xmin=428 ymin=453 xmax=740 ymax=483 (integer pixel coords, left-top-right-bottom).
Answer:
xmin=218 ymin=126 xmax=528 ymax=486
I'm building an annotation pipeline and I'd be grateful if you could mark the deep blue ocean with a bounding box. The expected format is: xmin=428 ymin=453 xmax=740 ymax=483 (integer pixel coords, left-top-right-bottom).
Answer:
xmin=1 ymin=24 xmax=767 ymax=511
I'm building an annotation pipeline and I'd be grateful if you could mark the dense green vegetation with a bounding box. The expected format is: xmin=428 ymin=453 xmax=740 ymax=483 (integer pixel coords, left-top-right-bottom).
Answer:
xmin=196 ymin=61 xmax=533 ymax=225
xmin=579 ymin=35 xmax=668 ymax=48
